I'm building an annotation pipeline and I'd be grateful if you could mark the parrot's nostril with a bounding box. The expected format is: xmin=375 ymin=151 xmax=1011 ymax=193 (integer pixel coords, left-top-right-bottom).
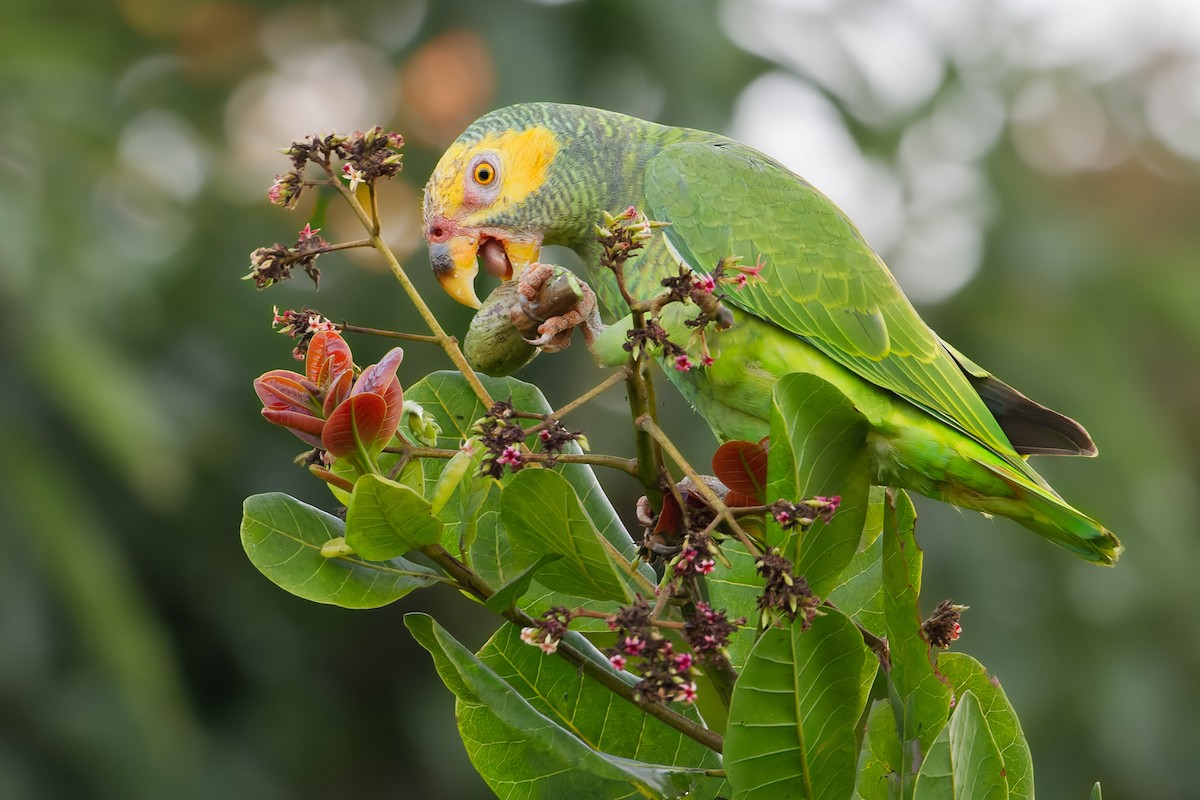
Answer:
xmin=430 ymin=224 xmax=445 ymax=239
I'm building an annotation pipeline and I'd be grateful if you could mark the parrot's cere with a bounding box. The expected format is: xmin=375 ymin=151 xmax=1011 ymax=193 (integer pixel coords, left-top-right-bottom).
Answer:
xmin=423 ymin=102 xmax=1121 ymax=565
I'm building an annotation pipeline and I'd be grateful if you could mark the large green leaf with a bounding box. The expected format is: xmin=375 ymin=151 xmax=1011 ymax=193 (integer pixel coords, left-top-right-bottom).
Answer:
xmin=343 ymin=474 xmax=443 ymax=560
xmin=853 ymin=700 xmax=902 ymax=800
xmin=938 ymin=654 xmax=1033 ymax=800
xmin=827 ymin=487 xmax=888 ymax=634
xmin=767 ymin=373 xmax=872 ymax=597
xmin=913 ymin=691 xmax=1009 ymax=800
xmin=405 ymin=613 xmax=710 ymax=799
xmin=470 ymin=509 xmax=627 ymax=632
xmin=473 ymin=624 xmax=725 ymax=798
xmin=241 ymin=493 xmax=437 ymax=608
xmin=724 ymin=608 xmax=876 ymax=799
xmin=499 ymin=469 xmax=635 ymax=604
xmin=882 ymin=490 xmax=951 ymax=773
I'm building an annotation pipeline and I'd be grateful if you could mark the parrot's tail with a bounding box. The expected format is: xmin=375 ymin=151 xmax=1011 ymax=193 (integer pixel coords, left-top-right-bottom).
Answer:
xmin=966 ymin=461 xmax=1122 ymax=565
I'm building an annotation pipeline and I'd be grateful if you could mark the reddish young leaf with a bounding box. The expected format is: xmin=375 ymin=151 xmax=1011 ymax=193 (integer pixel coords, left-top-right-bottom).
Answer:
xmin=723 ymin=489 xmax=761 ymax=508
xmin=378 ymin=377 xmax=404 ymax=446
xmin=254 ymin=370 xmax=316 ymax=413
xmin=322 ymin=393 xmax=388 ymax=457
xmin=712 ymin=440 xmax=768 ymax=502
xmin=353 ymin=347 xmax=405 ymax=396
xmin=654 ymin=492 xmax=683 ymax=536
xmin=322 ymin=368 xmax=354 ymax=418
xmin=261 ymin=406 xmax=326 ymax=448
xmin=306 ymin=330 xmax=353 ymax=385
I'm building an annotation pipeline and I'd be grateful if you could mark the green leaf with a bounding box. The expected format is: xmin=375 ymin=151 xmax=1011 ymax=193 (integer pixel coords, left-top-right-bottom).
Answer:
xmin=470 ymin=510 xmax=625 ymax=633
xmin=1090 ymin=782 xmax=1102 ymax=800
xmin=938 ymin=654 xmax=1033 ymax=800
xmin=474 ymin=624 xmax=725 ymax=798
xmin=827 ymin=487 xmax=888 ymax=634
xmin=853 ymin=700 xmax=902 ymax=800
xmin=328 ymin=450 xmax=422 ymax=506
xmin=724 ymin=608 xmax=876 ymax=800
xmin=344 ymin=474 xmax=444 ymax=560
xmin=914 ymin=691 xmax=1009 ymax=800
xmin=882 ymin=490 xmax=951 ymax=770
xmin=767 ymin=373 xmax=872 ymax=596
xmin=500 ymin=469 xmax=634 ymax=604
xmin=405 ymin=613 xmax=710 ymax=799
xmin=241 ymin=493 xmax=436 ymax=608
xmin=483 ymin=553 xmax=562 ymax=614
xmin=407 ymin=371 xmax=648 ymax=581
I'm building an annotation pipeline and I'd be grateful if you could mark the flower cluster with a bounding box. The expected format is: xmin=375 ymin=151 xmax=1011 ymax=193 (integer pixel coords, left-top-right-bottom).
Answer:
xmin=922 ymin=599 xmax=968 ymax=649
xmin=245 ymin=223 xmax=329 ymax=289
xmin=474 ymin=401 xmax=527 ymax=478
xmin=272 ymin=306 xmax=338 ymax=359
xmin=253 ymin=330 xmax=404 ymax=465
xmin=771 ymin=495 xmax=841 ymax=530
xmin=269 ymin=127 xmax=404 ymax=210
xmin=605 ymin=601 xmax=698 ymax=705
xmin=520 ymin=606 xmax=573 ymax=655
xmin=682 ymin=601 xmax=742 ymax=660
xmin=536 ymin=418 xmax=588 ymax=466
xmin=668 ymin=531 xmax=719 ymax=579
xmin=756 ymin=550 xmax=821 ymax=630
xmin=595 ymin=206 xmax=664 ymax=273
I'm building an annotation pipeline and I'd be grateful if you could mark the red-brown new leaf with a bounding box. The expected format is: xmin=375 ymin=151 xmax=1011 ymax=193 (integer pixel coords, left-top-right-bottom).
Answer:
xmin=322 ymin=392 xmax=388 ymax=457
xmin=712 ymin=439 xmax=768 ymax=504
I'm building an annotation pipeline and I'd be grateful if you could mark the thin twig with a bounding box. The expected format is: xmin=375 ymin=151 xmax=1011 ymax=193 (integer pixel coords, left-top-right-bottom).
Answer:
xmin=338 ymin=323 xmax=441 ymax=344
xmin=636 ymin=416 xmax=763 ymax=559
xmin=315 ymin=238 xmax=372 ymax=254
xmin=332 ymin=178 xmax=496 ymax=409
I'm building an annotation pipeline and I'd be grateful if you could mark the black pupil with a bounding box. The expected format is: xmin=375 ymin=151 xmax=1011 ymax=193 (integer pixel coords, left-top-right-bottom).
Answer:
xmin=478 ymin=166 xmax=491 ymax=181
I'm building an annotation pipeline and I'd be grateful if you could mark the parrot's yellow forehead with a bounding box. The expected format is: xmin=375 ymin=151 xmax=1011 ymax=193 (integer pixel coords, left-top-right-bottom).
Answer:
xmin=426 ymin=126 xmax=560 ymax=222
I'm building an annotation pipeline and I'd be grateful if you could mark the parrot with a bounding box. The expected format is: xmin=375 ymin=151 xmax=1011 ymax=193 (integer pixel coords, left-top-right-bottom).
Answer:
xmin=422 ymin=102 xmax=1121 ymax=565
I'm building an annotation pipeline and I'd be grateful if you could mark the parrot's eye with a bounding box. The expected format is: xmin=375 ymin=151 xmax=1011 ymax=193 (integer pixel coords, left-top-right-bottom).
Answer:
xmin=472 ymin=160 xmax=497 ymax=186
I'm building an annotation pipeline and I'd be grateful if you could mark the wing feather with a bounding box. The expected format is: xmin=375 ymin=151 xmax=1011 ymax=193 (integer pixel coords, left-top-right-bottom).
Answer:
xmin=643 ymin=140 xmax=1017 ymax=457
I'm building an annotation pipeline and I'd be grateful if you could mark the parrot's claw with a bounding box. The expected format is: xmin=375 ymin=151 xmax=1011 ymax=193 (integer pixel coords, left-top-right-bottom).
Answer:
xmin=511 ymin=263 xmax=604 ymax=354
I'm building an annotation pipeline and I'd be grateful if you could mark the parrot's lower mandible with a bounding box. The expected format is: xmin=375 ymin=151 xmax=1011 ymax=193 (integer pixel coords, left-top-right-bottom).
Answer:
xmin=422 ymin=102 xmax=1121 ymax=565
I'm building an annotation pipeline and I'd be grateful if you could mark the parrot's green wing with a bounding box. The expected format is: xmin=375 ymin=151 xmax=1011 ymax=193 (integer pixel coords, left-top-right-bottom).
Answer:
xmin=643 ymin=140 xmax=1019 ymax=462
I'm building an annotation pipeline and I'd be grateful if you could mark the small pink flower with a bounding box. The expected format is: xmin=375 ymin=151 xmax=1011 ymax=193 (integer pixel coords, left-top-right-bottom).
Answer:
xmin=697 ymin=558 xmax=716 ymax=575
xmin=497 ymin=445 xmax=522 ymax=467
xmin=675 ymin=681 xmax=698 ymax=704
xmin=268 ymin=179 xmax=284 ymax=204
xmin=775 ymin=510 xmax=791 ymax=526
xmin=622 ymin=636 xmax=647 ymax=656
xmin=674 ymin=653 xmax=693 ymax=672
xmin=952 ymin=623 xmax=962 ymax=640
xmin=673 ymin=354 xmax=692 ymax=372
xmin=609 ymin=654 xmax=627 ymax=671
xmin=694 ymin=274 xmax=716 ymax=293
xmin=298 ymin=223 xmax=320 ymax=240
xmin=520 ymin=627 xmax=539 ymax=646
xmin=538 ymin=636 xmax=559 ymax=655
xmin=701 ymin=355 xmax=715 ymax=367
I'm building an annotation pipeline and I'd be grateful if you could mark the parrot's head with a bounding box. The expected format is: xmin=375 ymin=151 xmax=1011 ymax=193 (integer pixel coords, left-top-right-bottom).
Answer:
xmin=422 ymin=105 xmax=575 ymax=309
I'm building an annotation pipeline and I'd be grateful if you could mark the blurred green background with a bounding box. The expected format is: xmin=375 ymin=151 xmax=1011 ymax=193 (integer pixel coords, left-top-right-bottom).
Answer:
xmin=4 ymin=0 xmax=1199 ymax=797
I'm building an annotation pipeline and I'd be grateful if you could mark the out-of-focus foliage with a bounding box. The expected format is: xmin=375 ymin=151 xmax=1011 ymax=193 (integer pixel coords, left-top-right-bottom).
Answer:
xmin=1 ymin=0 xmax=1198 ymax=797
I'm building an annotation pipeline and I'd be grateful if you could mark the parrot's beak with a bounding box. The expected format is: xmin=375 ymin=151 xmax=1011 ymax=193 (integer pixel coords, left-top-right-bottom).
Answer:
xmin=430 ymin=231 xmax=541 ymax=310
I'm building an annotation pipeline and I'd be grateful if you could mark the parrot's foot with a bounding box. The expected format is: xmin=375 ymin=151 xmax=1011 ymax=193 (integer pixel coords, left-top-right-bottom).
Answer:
xmin=513 ymin=263 xmax=603 ymax=353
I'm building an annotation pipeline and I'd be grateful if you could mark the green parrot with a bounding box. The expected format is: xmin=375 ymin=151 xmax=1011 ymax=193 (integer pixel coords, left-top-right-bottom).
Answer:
xmin=422 ymin=102 xmax=1121 ymax=565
